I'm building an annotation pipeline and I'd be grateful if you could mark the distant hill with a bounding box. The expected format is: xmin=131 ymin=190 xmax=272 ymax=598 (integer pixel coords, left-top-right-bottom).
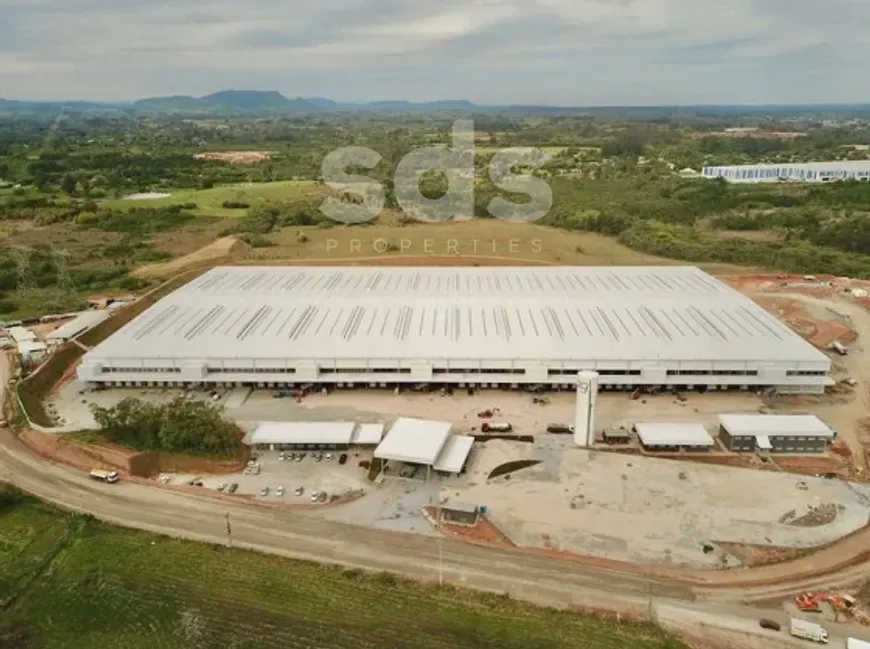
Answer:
xmin=2 ymin=91 xmax=870 ymax=118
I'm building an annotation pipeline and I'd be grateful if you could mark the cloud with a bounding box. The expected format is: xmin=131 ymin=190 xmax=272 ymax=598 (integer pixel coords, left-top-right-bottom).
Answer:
xmin=0 ymin=0 xmax=868 ymax=103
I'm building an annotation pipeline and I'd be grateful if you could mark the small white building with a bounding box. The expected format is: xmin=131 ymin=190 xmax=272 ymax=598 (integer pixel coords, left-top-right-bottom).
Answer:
xmin=6 ymin=326 xmax=35 ymax=344
xmin=18 ymin=340 xmax=48 ymax=365
xmin=633 ymin=422 xmax=714 ymax=452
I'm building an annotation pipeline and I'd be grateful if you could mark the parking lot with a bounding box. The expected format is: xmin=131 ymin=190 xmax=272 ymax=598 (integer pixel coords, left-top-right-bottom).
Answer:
xmin=160 ymin=449 xmax=370 ymax=505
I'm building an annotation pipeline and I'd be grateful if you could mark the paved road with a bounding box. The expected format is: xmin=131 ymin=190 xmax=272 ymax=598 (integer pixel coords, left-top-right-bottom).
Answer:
xmin=6 ymin=428 xmax=870 ymax=648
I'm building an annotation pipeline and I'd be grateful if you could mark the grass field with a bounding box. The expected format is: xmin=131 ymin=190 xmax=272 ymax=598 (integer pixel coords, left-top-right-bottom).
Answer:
xmin=0 ymin=495 xmax=688 ymax=649
xmin=100 ymin=180 xmax=320 ymax=217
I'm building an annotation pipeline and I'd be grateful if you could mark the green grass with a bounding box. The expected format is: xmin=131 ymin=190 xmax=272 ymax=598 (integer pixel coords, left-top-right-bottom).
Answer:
xmin=100 ymin=180 xmax=319 ymax=217
xmin=0 ymin=496 xmax=688 ymax=649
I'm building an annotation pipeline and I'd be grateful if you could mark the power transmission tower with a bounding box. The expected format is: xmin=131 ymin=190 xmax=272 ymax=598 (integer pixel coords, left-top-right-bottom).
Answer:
xmin=10 ymin=246 xmax=37 ymax=296
xmin=48 ymin=247 xmax=75 ymax=310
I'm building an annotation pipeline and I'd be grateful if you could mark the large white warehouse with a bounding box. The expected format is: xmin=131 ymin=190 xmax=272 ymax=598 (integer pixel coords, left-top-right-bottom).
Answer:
xmin=702 ymin=160 xmax=870 ymax=183
xmin=76 ymin=266 xmax=831 ymax=394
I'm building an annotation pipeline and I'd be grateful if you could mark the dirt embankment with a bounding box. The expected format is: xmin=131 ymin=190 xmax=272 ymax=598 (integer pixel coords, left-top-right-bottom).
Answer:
xmin=17 ymin=428 xmax=245 ymax=478
xmin=133 ymin=237 xmax=250 ymax=278
xmin=752 ymin=296 xmax=857 ymax=349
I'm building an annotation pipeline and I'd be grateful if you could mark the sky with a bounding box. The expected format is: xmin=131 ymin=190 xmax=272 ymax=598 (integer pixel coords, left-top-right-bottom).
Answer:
xmin=1 ymin=0 xmax=868 ymax=105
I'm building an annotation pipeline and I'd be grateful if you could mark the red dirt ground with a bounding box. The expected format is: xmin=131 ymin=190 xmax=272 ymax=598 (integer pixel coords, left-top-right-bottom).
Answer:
xmin=423 ymin=507 xmax=516 ymax=548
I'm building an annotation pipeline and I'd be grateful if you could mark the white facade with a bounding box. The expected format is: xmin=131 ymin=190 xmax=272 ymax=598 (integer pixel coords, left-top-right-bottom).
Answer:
xmin=702 ymin=160 xmax=870 ymax=183
xmin=76 ymin=266 xmax=830 ymax=394
xmin=717 ymin=414 xmax=835 ymax=438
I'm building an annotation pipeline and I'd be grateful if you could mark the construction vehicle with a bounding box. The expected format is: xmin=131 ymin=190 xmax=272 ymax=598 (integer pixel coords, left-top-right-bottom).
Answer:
xmin=790 ymin=618 xmax=829 ymax=643
xmin=481 ymin=422 xmax=512 ymax=433
xmin=89 ymin=469 xmax=119 ymax=484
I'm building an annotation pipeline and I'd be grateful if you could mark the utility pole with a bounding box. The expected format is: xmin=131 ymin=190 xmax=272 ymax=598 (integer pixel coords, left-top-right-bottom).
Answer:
xmin=11 ymin=246 xmax=37 ymax=296
xmin=225 ymin=512 xmax=232 ymax=549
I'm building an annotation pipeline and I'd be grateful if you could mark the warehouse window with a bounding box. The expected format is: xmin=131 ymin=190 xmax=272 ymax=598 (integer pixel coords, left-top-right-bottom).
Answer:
xmin=786 ymin=370 xmax=827 ymax=377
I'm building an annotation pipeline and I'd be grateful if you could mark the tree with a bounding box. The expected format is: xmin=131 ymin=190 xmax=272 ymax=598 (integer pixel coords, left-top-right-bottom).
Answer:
xmin=61 ymin=172 xmax=77 ymax=196
xmin=89 ymin=396 xmax=241 ymax=456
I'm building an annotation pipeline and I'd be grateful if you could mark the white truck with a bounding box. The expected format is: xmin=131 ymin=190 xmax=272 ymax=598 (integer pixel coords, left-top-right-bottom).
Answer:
xmin=89 ymin=469 xmax=119 ymax=484
xmin=790 ymin=618 xmax=829 ymax=644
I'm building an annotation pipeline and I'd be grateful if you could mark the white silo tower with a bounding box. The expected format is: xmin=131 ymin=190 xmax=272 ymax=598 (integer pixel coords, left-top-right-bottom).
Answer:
xmin=574 ymin=371 xmax=599 ymax=447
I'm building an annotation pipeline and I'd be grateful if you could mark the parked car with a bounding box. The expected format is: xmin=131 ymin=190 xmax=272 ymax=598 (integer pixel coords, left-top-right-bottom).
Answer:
xmin=310 ymin=491 xmax=319 ymax=502
xmin=325 ymin=453 xmax=333 ymax=461
xmin=338 ymin=453 xmax=348 ymax=465
xmin=217 ymin=482 xmax=227 ymax=492
xmin=314 ymin=453 xmax=322 ymax=462
xmin=260 ymin=486 xmax=269 ymax=496
xmin=276 ymin=485 xmax=285 ymax=497
xmin=227 ymin=483 xmax=239 ymax=494
xmin=317 ymin=491 xmax=327 ymax=503
xmin=294 ymin=486 xmax=304 ymax=496
xmin=295 ymin=453 xmax=304 ymax=462
xmin=759 ymin=619 xmax=781 ymax=632
xmin=278 ymin=452 xmax=286 ymax=461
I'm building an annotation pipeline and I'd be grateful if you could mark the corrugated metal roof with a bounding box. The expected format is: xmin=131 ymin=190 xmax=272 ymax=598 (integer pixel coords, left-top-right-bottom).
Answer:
xmin=433 ymin=435 xmax=474 ymax=473
xmin=47 ymin=310 xmax=110 ymax=340
xmin=249 ymin=421 xmax=356 ymax=446
xmin=353 ymin=423 xmax=385 ymax=445
xmin=634 ymin=422 xmax=714 ymax=446
xmin=374 ymin=417 xmax=452 ymax=465
xmin=7 ymin=326 xmax=35 ymax=343
xmin=80 ymin=266 xmax=828 ymax=364
xmin=718 ymin=414 xmax=834 ymax=438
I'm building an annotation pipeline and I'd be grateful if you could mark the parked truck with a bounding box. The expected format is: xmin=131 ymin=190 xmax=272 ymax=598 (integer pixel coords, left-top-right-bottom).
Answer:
xmin=481 ymin=422 xmax=513 ymax=433
xmin=790 ymin=618 xmax=829 ymax=644
xmin=89 ymin=469 xmax=119 ymax=484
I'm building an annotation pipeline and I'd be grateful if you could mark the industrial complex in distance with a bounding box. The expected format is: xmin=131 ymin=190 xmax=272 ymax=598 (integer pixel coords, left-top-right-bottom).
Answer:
xmin=77 ymin=266 xmax=831 ymax=394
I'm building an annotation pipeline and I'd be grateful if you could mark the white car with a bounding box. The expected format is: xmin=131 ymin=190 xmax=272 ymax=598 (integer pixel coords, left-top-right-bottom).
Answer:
xmin=325 ymin=453 xmax=333 ymax=461
xmin=278 ymin=452 xmax=286 ymax=461
xmin=276 ymin=485 xmax=285 ymax=497
xmin=310 ymin=491 xmax=319 ymax=502
xmin=294 ymin=486 xmax=304 ymax=496
xmin=260 ymin=486 xmax=269 ymax=496
xmin=217 ymin=482 xmax=227 ymax=492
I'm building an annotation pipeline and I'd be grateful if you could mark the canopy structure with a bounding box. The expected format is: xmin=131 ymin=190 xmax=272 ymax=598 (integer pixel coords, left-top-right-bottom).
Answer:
xmin=374 ymin=417 xmax=452 ymax=465
xmin=47 ymin=310 xmax=110 ymax=341
xmin=249 ymin=421 xmax=356 ymax=446
xmin=353 ymin=423 xmax=385 ymax=445
xmin=432 ymin=435 xmax=474 ymax=474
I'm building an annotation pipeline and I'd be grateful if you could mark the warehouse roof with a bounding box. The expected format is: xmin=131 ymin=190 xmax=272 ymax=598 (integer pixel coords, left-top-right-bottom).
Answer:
xmin=374 ymin=418 xmax=452 ymax=465
xmin=433 ymin=435 xmax=474 ymax=474
xmin=47 ymin=310 xmax=110 ymax=341
xmin=353 ymin=423 xmax=385 ymax=445
xmin=18 ymin=341 xmax=48 ymax=355
xmin=634 ymin=422 xmax=714 ymax=447
xmin=79 ymin=266 xmax=828 ymax=365
xmin=718 ymin=414 xmax=835 ymax=438
xmin=249 ymin=421 xmax=357 ymax=446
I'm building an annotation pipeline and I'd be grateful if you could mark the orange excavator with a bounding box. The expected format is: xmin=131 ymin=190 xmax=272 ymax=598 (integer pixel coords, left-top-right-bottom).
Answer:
xmin=796 ymin=593 xmax=868 ymax=624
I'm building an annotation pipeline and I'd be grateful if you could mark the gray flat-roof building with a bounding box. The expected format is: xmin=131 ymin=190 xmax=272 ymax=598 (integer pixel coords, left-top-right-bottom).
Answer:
xmin=76 ymin=266 xmax=830 ymax=394
xmin=633 ymin=422 xmax=715 ymax=452
xmin=717 ymin=414 xmax=835 ymax=454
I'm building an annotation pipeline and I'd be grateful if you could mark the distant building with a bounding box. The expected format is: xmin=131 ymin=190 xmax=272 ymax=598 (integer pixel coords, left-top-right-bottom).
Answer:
xmin=18 ymin=341 xmax=48 ymax=365
xmin=702 ymin=160 xmax=870 ymax=184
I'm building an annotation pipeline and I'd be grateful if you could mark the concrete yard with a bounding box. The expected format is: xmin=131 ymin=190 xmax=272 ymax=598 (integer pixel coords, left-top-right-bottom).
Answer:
xmin=451 ymin=437 xmax=870 ymax=568
xmin=52 ymin=378 xmax=769 ymax=435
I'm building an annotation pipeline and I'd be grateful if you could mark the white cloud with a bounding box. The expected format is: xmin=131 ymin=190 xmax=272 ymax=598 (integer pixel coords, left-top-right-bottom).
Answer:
xmin=0 ymin=0 xmax=868 ymax=103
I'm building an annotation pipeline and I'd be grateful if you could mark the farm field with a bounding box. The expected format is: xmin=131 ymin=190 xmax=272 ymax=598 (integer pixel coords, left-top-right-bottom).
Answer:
xmin=0 ymin=495 xmax=688 ymax=649
xmin=100 ymin=180 xmax=320 ymax=217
